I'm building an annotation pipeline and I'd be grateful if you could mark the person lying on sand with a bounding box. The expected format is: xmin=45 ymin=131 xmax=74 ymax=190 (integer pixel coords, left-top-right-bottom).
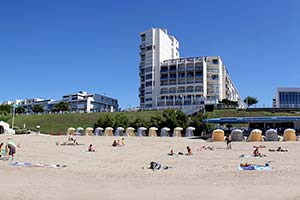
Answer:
xmin=199 ymin=146 xmax=215 ymax=151
xmin=269 ymin=147 xmax=288 ymax=152
xmin=148 ymin=161 xmax=170 ymax=171
xmin=88 ymin=144 xmax=96 ymax=152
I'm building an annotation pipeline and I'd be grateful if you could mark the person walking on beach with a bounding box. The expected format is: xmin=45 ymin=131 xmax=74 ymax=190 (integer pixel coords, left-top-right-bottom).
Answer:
xmin=225 ymin=136 xmax=232 ymax=149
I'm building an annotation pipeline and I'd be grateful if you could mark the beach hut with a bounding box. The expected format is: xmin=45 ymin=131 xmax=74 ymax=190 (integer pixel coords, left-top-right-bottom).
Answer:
xmin=283 ymin=128 xmax=296 ymax=141
xmin=230 ymin=129 xmax=243 ymax=141
xmin=149 ymin=127 xmax=158 ymax=137
xmin=85 ymin=127 xmax=94 ymax=136
xmin=137 ymin=127 xmax=147 ymax=136
xmin=185 ymin=127 xmax=195 ymax=137
xmin=160 ymin=127 xmax=170 ymax=137
xmin=75 ymin=127 xmax=84 ymax=136
xmin=211 ymin=129 xmax=225 ymax=142
xmin=104 ymin=127 xmax=114 ymax=136
xmin=248 ymin=129 xmax=263 ymax=142
xmin=173 ymin=127 xmax=183 ymax=137
xmin=265 ymin=129 xmax=278 ymax=141
xmin=115 ymin=127 xmax=124 ymax=136
xmin=67 ymin=127 xmax=75 ymax=135
xmin=125 ymin=127 xmax=135 ymax=136
xmin=94 ymin=127 xmax=104 ymax=136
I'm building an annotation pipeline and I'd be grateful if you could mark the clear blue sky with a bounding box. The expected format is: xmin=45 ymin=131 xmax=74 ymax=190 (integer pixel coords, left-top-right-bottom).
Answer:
xmin=0 ymin=0 xmax=299 ymax=109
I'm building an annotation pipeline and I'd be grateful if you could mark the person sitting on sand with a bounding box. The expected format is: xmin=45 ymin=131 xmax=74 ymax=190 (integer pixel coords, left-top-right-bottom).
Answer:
xmin=186 ymin=146 xmax=193 ymax=156
xmin=121 ymin=138 xmax=125 ymax=146
xmin=112 ymin=140 xmax=117 ymax=147
xmin=253 ymin=147 xmax=266 ymax=157
xmin=117 ymin=140 xmax=120 ymax=146
xmin=88 ymin=144 xmax=95 ymax=152
xmin=168 ymin=149 xmax=174 ymax=156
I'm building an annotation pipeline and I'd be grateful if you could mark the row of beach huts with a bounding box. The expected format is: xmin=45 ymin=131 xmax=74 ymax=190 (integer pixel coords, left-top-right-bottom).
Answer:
xmin=66 ymin=126 xmax=299 ymax=141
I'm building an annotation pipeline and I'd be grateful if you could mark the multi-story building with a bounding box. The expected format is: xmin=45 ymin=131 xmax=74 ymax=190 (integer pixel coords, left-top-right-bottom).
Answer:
xmin=157 ymin=56 xmax=242 ymax=109
xmin=139 ymin=28 xmax=243 ymax=111
xmin=275 ymin=88 xmax=300 ymax=108
xmin=139 ymin=28 xmax=180 ymax=110
xmin=3 ymin=91 xmax=119 ymax=114
xmin=62 ymin=91 xmax=118 ymax=113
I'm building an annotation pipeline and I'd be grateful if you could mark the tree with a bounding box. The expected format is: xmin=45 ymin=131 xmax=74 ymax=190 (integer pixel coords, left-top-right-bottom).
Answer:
xmin=32 ymin=105 xmax=44 ymax=113
xmin=15 ymin=106 xmax=25 ymax=114
xmin=0 ymin=104 xmax=12 ymax=115
xmin=161 ymin=109 xmax=187 ymax=130
xmin=244 ymin=96 xmax=258 ymax=108
xmin=96 ymin=114 xmax=115 ymax=129
xmin=52 ymin=101 xmax=69 ymax=112
xmin=113 ymin=113 xmax=129 ymax=128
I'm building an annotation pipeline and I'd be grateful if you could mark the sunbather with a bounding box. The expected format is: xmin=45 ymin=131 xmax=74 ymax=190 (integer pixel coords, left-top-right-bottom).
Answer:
xmin=148 ymin=161 xmax=170 ymax=171
xmin=269 ymin=147 xmax=288 ymax=152
xmin=168 ymin=149 xmax=174 ymax=156
xmin=112 ymin=140 xmax=117 ymax=147
xmin=88 ymin=144 xmax=95 ymax=152
xmin=186 ymin=146 xmax=193 ymax=156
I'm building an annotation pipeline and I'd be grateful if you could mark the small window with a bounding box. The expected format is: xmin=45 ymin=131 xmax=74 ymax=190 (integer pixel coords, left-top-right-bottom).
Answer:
xmin=212 ymin=59 xmax=218 ymax=64
xmin=146 ymin=81 xmax=152 ymax=87
xmin=146 ymin=46 xmax=152 ymax=51
xmin=146 ymin=74 xmax=152 ymax=80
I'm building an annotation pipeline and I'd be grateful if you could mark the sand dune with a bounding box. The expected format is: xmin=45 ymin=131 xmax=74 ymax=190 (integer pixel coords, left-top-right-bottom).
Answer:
xmin=0 ymin=134 xmax=300 ymax=200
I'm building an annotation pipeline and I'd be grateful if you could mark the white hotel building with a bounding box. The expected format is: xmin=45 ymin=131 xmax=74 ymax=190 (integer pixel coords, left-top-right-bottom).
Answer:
xmin=139 ymin=28 xmax=242 ymax=111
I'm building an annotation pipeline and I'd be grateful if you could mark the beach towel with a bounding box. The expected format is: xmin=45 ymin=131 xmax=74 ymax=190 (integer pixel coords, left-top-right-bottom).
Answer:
xmin=238 ymin=164 xmax=271 ymax=171
xmin=9 ymin=162 xmax=67 ymax=168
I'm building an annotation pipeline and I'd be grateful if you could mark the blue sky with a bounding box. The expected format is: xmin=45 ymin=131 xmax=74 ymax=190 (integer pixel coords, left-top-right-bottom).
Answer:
xmin=0 ymin=0 xmax=299 ymax=109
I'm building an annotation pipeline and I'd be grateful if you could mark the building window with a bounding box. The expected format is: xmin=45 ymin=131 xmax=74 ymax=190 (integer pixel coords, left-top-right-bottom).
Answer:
xmin=212 ymin=59 xmax=218 ymax=64
xmin=146 ymin=46 xmax=152 ymax=51
xmin=145 ymin=98 xmax=152 ymax=102
xmin=146 ymin=74 xmax=152 ymax=80
xmin=146 ymin=81 xmax=152 ymax=87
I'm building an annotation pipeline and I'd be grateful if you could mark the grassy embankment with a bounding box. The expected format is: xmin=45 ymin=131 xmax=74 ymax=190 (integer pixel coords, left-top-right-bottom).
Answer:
xmin=9 ymin=109 xmax=300 ymax=134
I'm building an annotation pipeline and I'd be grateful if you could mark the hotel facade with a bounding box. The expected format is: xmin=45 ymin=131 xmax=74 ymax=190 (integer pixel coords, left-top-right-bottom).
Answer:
xmin=139 ymin=28 xmax=243 ymax=111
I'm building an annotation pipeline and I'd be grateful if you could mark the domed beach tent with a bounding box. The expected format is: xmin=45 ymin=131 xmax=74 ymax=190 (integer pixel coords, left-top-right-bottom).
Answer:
xmin=137 ymin=127 xmax=147 ymax=136
xmin=104 ymin=127 xmax=114 ymax=136
xmin=265 ymin=129 xmax=278 ymax=141
xmin=173 ymin=127 xmax=183 ymax=137
xmin=85 ymin=127 xmax=94 ymax=136
xmin=230 ymin=129 xmax=243 ymax=141
xmin=283 ymin=128 xmax=296 ymax=141
xmin=115 ymin=127 xmax=125 ymax=136
xmin=75 ymin=127 xmax=84 ymax=136
xmin=94 ymin=127 xmax=104 ymax=136
xmin=211 ymin=129 xmax=225 ymax=142
xmin=160 ymin=127 xmax=170 ymax=137
xmin=0 ymin=121 xmax=12 ymax=134
xmin=149 ymin=127 xmax=158 ymax=137
xmin=185 ymin=127 xmax=195 ymax=137
xmin=248 ymin=129 xmax=263 ymax=142
xmin=67 ymin=127 xmax=75 ymax=135
xmin=125 ymin=127 xmax=135 ymax=136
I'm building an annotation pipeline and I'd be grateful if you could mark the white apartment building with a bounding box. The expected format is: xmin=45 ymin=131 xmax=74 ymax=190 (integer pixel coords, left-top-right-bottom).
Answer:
xmin=139 ymin=28 xmax=180 ymax=109
xmin=2 ymin=91 xmax=119 ymax=114
xmin=139 ymin=28 xmax=243 ymax=111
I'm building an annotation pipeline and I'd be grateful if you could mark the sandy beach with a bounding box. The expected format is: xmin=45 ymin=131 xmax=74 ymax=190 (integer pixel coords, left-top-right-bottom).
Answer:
xmin=0 ymin=134 xmax=300 ymax=200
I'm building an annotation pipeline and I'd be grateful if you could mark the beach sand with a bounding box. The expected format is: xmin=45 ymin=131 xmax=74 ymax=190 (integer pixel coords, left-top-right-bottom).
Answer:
xmin=0 ymin=134 xmax=299 ymax=200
